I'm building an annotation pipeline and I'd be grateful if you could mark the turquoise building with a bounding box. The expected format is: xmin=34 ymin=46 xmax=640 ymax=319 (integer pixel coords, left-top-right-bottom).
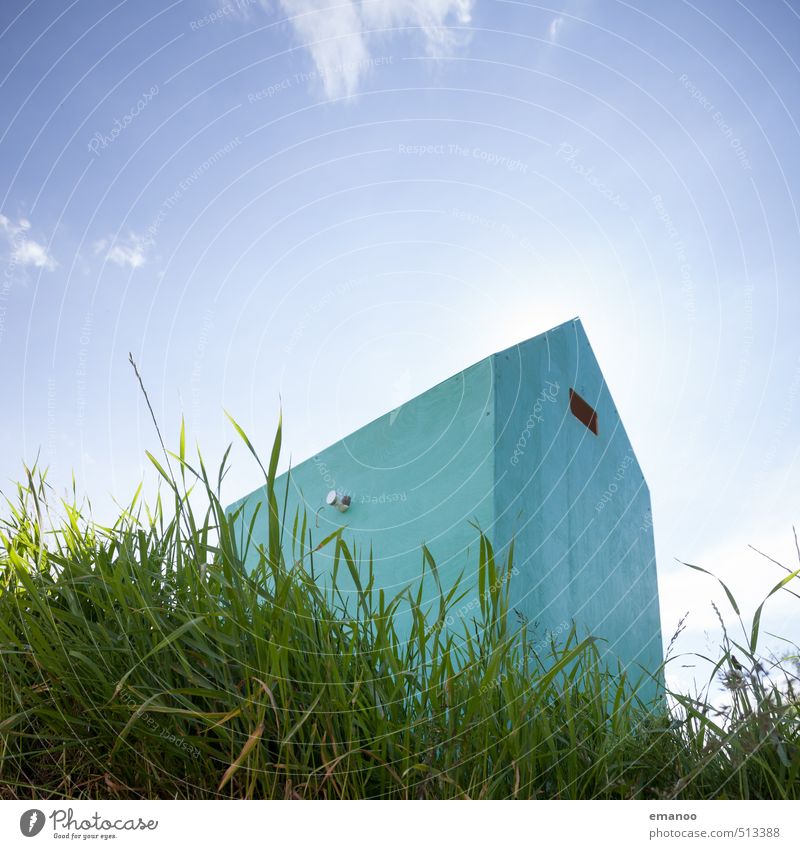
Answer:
xmin=228 ymin=318 xmax=663 ymax=693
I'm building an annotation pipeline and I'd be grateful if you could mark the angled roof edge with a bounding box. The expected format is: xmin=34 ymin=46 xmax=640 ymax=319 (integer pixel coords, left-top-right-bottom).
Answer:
xmin=299 ymin=317 xmax=584 ymax=459
xmin=228 ymin=317 xmax=585 ymax=508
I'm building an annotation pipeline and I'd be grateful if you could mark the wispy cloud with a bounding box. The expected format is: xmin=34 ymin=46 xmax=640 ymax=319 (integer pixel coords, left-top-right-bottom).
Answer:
xmin=0 ymin=214 xmax=57 ymax=271
xmin=94 ymin=234 xmax=147 ymax=269
xmin=276 ymin=0 xmax=474 ymax=98
xmin=548 ymin=16 xmax=564 ymax=42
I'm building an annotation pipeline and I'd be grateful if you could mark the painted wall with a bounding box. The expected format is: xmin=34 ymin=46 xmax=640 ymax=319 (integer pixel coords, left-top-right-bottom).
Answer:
xmin=228 ymin=318 xmax=663 ymax=695
xmin=493 ymin=320 xmax=663 ymax=698
xmin=227 ymin=356 xmax=496 ymax=637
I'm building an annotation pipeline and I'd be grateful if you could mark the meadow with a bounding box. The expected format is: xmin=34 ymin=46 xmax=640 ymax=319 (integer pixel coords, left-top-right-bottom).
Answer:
xmin=1 ymin=410 xmax=798 ymax=799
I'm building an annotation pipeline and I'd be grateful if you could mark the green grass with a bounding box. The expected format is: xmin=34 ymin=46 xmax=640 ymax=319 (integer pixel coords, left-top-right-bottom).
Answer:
xmin=0 ymin=413 xmax=798 ymax=799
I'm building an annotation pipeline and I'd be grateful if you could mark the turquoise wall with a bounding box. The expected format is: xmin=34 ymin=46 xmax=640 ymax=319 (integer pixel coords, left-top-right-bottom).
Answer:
xmin=493 ymin=320 xmax=662 ymax=697
xmin=228 ymin=318 xmax=663 ymax=695
xmin=227 ymin=356 xmax=496 ymax=636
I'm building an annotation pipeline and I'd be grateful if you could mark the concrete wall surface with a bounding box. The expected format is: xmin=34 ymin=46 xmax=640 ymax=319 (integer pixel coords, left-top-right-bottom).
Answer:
xmin=228 ymin=318 xmax=663 ymax=695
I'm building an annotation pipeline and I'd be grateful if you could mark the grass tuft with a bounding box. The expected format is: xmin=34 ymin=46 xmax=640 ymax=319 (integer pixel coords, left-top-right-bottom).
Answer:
xmin=0 ymin=416 xmax=798 ymax=799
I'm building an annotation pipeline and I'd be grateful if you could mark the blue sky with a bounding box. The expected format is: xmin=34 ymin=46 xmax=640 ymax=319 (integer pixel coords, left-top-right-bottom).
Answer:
xmin=2 ymin=0 xmax=799 ymax=691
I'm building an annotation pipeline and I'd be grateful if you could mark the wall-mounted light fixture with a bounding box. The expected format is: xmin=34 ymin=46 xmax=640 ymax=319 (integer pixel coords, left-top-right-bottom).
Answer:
xmin=326 ymin=490 xmax=352 ymax=513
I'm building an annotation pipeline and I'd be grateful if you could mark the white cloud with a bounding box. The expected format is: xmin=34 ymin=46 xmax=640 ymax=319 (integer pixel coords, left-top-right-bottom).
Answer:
xmin=276 ymin=0 xmax=474 ymax=98
xmin=279 ymin=0 xmax=369 ymax=98
xmin=0 ymin=213 xmax=57 ymax=270
xmin=14 ymin=240 xmax=56 ymax=269
xmin=548 ymin=16 xmax=564 ymax=42
xmin=95 ymin=234 xmax=147 ymax=269
xmin=361 ymin=0 xmax=472 ymax=47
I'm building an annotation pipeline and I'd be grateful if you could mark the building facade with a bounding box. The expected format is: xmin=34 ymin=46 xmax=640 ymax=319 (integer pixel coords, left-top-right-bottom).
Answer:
xmin=228 ymin=318 xmax=663 ymax=696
